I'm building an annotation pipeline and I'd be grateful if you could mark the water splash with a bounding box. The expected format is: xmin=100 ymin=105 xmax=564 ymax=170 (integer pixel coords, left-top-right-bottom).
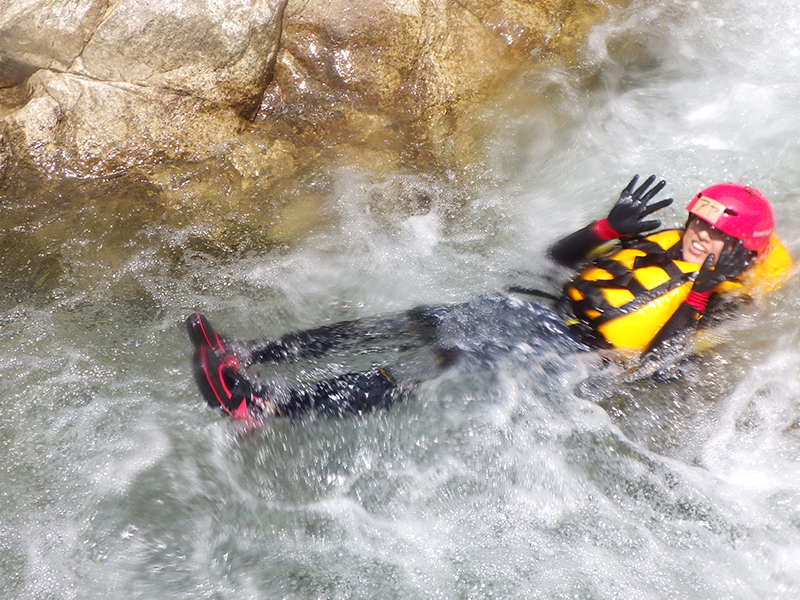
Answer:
xmin=4 ymin=0 xmax=800 ymax=598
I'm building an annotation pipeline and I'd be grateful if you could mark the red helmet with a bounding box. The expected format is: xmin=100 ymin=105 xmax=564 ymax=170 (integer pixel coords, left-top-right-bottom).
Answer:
xmin=686 ymin=183 xmax=774 ymax=252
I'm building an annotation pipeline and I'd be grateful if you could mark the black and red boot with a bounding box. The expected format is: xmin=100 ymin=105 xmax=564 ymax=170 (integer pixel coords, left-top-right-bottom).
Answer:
xmin=192 ymin=343 xmax=264 ymax=421
xmin=186 ymin=312 xmax=227 ymax=353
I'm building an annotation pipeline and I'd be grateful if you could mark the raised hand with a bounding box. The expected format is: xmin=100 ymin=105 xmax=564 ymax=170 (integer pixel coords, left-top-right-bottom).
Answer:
xmin=692 ymin=238 xmax=753 ymax=293
xmin=605 ymin=174 xmax=673 ymax=236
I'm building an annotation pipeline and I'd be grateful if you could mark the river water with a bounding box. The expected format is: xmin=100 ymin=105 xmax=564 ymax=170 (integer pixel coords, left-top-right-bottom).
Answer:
xmin=4 ymin=0 xmax=800 ymax=598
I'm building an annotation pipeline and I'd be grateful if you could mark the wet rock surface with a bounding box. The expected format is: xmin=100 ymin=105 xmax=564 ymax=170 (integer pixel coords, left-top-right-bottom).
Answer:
xmin=0 ymin=0 xmax=287 ymax=176
xmin=0 ymin=0 xmax=625 ymax=295
xmin=0 ymin=0 xmax=621 ymax=181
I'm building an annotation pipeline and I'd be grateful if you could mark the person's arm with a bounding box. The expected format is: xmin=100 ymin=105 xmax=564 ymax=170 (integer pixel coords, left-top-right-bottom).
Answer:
xmin=640 ymin=239 xmax=753 ymax=362
xmin=548 ymin=175 xmax=673 ymax=268
xmin=546 ymin=221 xmax=617 ymax=268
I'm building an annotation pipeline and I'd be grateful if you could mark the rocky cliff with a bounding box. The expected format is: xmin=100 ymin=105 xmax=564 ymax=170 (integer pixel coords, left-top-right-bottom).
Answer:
xmin=0 ymin=0 xmax=624 ymax=182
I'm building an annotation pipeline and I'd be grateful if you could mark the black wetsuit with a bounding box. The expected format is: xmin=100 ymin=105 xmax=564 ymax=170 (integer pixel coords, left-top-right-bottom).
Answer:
xmin=239 ymin=294 xmax=588 ymax=418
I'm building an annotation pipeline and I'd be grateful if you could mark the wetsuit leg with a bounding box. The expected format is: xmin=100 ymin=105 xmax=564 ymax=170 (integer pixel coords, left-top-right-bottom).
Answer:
xmin=247 ymin=321 xmax=369 ymax=364
xmin=245 ymin=311 xmax=437 ymax=365
xmin=188 ymin=310 xmax=445 ymax=420
xmin=270 ymin=367 xmax=400 ymax=418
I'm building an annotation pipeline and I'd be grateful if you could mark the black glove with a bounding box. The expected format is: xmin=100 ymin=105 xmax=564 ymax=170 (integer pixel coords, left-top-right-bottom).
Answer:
xmin=605 ymin=175 xmax=673 ymax=236
xmin=692 ymin=238 xmax=753 ymax=293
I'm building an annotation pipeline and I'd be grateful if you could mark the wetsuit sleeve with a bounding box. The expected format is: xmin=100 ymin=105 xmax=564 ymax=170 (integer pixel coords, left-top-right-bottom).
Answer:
xmin=641 ymin=299 xmax=704 ymax=358
xmin=546 ymin=222 xmax=614 ymax=269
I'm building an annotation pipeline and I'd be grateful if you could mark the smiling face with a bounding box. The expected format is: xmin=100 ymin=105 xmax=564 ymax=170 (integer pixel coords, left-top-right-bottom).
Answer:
xmin=681 ymin=215 xmax=729 ymax=265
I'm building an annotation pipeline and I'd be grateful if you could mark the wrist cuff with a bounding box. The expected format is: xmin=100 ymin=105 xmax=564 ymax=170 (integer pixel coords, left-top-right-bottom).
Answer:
xmin=592 ymin=218 xmax=621 ymax=241
xmin=685 ymin=290 xmax=711 ymax=313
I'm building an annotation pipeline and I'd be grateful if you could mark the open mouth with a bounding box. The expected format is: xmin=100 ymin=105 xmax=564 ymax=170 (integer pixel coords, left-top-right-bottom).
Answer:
xmin=691 ymin=240 xmax=707 ymax=254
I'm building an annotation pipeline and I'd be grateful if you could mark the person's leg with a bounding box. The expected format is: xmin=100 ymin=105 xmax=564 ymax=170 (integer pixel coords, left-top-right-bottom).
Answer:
xmin=269 ymin=367 xmax=400 ymax=418
xmin=186 ymin=311 xmax=439 ymax=420
xmin=188 ymin=296 xmax=594 ymax=422
xmin=187 ymin=312 xmax=406 ymax=365
xmin=191 ymin=344 xmax=400 ymax=420
xmin=246 ymin=320 xmax=373 ymax=364
xmin=243 ymin=310 xmax=438 ymax=365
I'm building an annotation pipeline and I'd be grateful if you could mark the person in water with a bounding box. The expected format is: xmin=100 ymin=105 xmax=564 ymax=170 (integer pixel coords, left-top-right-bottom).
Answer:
xmin=187 ymin=175 xmax=791 ymax=422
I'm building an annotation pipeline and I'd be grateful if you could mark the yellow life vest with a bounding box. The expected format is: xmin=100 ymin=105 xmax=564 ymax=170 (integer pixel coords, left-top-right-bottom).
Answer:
xmin=563 ymin=230 xmax=792 ymax=351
